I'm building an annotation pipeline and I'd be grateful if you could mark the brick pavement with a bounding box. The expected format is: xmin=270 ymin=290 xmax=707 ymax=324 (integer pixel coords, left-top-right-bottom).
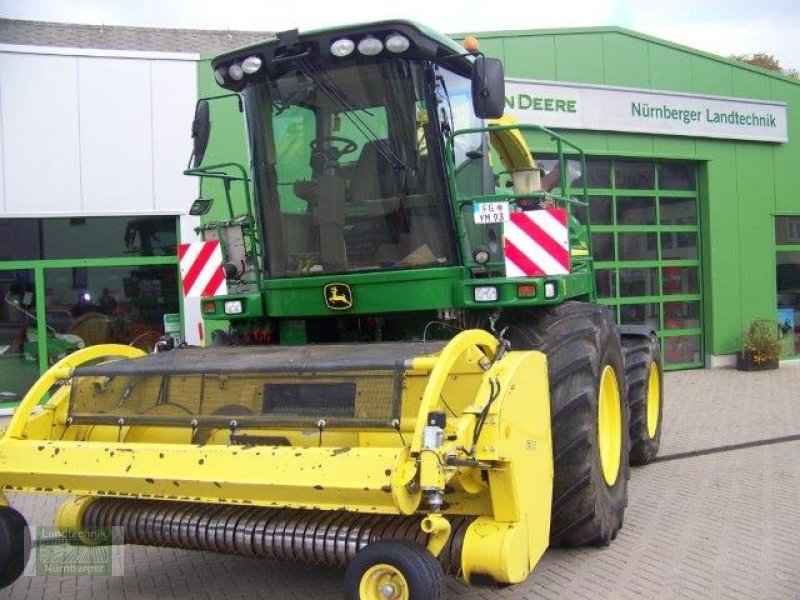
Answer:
xmin=1 ymin=364 xmax=799 ymax=599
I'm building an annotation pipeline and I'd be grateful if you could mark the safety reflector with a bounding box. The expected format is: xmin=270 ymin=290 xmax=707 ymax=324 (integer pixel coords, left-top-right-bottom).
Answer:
xmin=178 ymin=241 xmax=228 ymax=298
xmin=504 ymin=208 xmax=570 ymax=278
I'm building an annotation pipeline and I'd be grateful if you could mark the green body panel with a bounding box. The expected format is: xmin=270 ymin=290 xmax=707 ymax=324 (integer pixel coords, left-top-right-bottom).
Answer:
xmin=201 ymin=269 xmax=585 ymax=320
xmin=264 ymin=268 xmax=463 ymax=317
xmin=452 ymin=26 xmax=800 ymax=358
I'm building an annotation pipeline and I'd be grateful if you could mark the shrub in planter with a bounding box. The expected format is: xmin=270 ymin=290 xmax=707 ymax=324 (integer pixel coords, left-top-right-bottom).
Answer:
xmin=737 ymin=319 xmax=781 ymax=371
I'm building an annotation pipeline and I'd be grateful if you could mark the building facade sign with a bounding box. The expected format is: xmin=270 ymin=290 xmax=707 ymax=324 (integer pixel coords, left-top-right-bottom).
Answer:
xmin=504 ymin=78 xmax=788 ymax=143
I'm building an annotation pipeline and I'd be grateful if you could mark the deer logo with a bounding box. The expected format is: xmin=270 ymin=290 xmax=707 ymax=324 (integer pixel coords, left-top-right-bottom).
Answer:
xmin=324 ymin=283 xmax=353 ymax=310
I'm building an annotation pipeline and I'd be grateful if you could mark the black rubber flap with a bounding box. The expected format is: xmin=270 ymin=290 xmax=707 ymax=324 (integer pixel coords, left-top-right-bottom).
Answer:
xmin=74 ymin=341 xmax=446 ymax=376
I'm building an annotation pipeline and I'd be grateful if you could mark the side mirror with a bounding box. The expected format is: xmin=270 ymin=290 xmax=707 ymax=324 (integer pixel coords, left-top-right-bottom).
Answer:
xmin=191 ymin=100 xmax=211 ymax=168
xmin=189 ymin=197 xmax=214 ymax=216
xmin=472 ymin=57 xmax=505 ymax=119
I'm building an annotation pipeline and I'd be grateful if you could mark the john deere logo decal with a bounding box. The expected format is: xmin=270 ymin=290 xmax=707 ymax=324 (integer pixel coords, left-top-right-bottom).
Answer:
xmin=324 ymin=283 xmax=353 ymax=310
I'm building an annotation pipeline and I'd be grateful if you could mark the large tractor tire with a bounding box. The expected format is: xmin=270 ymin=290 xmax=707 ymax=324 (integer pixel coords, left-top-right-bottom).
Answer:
xmin=622 ymin=335 xmax=663 ymax=465
xmin=504 ymin=301 xmax=630 ymax=547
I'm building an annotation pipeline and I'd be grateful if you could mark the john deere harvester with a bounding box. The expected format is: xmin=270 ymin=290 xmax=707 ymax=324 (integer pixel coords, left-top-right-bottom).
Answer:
xmin=0 ymin=21 xmax=663 ymax=598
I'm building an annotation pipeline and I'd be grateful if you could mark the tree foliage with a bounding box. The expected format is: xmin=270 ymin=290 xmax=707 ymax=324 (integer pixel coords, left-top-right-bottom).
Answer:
xmin=730 ymin=52 xmax=799 ymax=79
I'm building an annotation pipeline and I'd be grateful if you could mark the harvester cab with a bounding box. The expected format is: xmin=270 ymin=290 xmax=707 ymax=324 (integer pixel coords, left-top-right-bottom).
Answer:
xmin=185 ymin=21 xmax=592 ymax=342
xmin=0 ymin=21 xmax=664 ymax=599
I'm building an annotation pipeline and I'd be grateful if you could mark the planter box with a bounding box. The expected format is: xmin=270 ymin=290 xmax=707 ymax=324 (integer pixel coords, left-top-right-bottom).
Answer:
xmin=736 ymin=351 xmax=779 ymax=371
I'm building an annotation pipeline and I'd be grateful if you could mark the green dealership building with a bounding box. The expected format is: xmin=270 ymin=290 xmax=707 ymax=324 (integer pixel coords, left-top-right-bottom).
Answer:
xmin=464 ymin=27 xmax=799 ymax=369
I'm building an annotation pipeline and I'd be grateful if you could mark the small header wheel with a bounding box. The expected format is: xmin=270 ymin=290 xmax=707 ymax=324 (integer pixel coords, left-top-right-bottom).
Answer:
xmin=344 ymin=540 xmax=445 ymax=600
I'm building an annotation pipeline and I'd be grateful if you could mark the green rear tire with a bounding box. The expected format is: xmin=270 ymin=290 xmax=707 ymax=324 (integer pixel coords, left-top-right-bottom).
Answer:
xmin=623 ymin=335 xmax=663 ymax=465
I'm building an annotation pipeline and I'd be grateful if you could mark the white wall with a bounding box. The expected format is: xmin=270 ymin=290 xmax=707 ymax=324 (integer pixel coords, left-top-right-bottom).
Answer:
xmin=0 ymin=45 xmax=199 ymax=217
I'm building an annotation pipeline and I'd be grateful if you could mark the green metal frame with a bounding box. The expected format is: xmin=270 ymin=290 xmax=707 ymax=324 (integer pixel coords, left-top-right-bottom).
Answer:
xmin=184 ymin=161 xmax=264 ymax=291
xmin=0 ymin=253 xmax=180 ymax=411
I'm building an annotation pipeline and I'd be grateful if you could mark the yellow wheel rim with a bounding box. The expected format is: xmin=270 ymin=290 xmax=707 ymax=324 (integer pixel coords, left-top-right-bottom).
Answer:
xmin=646 ymin=362 xmax=661 ymax=438
xmin=598 ymin=365 xmax=622 ymax=486
xmin=359 ymin=563 xmax=409 ymax=600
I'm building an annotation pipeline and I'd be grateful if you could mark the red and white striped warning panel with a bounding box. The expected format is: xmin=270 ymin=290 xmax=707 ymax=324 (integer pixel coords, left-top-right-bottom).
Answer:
xmin=178 ymin=241 xmax=228 ymax=298
xmin=504 ymin=208 xmax=570 ymax=278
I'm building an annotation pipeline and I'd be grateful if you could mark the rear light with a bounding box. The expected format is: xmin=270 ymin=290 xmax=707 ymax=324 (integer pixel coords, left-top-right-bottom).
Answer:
xmin=517 ymin=284 xmax=536 ymax=298
xmin=202 ymin=301 xmax=216 ymax=314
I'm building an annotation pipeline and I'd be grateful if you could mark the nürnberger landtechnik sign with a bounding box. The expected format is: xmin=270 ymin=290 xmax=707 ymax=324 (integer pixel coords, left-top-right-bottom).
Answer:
xmin=504 ymin=78 xmax=788 ymax=143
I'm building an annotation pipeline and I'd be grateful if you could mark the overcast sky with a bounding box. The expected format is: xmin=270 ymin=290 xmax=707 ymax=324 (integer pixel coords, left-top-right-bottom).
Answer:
xmin=1 ymin=0 xmax=798 ymax=72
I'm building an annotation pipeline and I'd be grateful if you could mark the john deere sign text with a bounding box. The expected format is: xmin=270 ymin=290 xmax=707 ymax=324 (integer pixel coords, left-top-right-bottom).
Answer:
xmin=504 ymin=78 xmax=788 ymax=143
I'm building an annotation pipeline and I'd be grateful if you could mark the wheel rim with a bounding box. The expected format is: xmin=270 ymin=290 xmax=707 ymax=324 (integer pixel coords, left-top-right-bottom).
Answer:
xmin=597 ymin=365 xmax=622 ymax=486
xmin=646 ymin=362 xmax=661 ymax=438
xmin=359 ymin=563 xmax=409 ymax=600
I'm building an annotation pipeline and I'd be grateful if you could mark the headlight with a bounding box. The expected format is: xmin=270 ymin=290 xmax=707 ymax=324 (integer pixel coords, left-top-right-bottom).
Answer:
xmin=474 ymin=286 xmax=498 ymax=302
xmin=473 ymin=247 xmax=490 ymax=265
xmin=241 ymin=55 xmax=262 ymax=74
xmin=224 ymin=300 xmax=243 ymax=315
xmin=330 ymin=38 xmax=355 ymax=57
xmin=385 ymin=34 xmax=410 ymax=53
xmin=357 ymin=36 xmax=383 ymax=56
xmin=228 ymin=63 xmax=244 ymax=81
xmin=544 ymin=281 xmax=558 ymax=298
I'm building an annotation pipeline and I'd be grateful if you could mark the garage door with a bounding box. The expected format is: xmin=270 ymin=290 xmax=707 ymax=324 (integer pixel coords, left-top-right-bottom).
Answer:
xmin=540 ymin=157 xmax=702 ymax=370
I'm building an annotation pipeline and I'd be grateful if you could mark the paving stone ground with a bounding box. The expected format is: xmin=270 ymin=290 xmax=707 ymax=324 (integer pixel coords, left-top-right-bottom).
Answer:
xmin=1 ymin=364 xmax=799 ymax=599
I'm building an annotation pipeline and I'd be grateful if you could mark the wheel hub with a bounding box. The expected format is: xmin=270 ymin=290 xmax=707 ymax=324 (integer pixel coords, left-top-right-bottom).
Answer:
xmin=360 ymin=564 xmax=408 ymax=600
xmin=646 ymin=362 xmax=660 ymax=438
xmin=597 ymin=365 xmax=622 ymax=486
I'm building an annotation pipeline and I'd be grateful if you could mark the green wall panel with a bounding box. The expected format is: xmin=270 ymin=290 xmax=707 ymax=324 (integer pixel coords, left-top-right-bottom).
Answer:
xmin=602 ymin=33 xmax=649 ymax=88
xmin=732 ymin=69 xmax=772 ymax=100
xmin=553 ymin=34 xmax=605 ymax=84
xmin=773 ymin=83 xmax=800 ymax=214
xmin=734 ymin=141 xmax=777 ymax=333
xmin=652 ymin=136 xmax=696 ymax=158
xmin=691 ymin=56 xmax=733 ymax=96
xmin=648 ymin=44 xmax=693 ymax=92
xmin=695 ymin=141 xmax=740 ymax=354
xmin=606 ymin=132 xmax=654 ymax=156
xmin=476 ymin=37 xmax=504 ymax=60
xmin=502 ymin=36 xmax=556 ymax=80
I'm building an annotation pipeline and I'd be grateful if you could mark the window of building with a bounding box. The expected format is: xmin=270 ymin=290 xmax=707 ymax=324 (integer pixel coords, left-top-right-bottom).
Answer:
xmin=775 ymin=216 xmax=800 ymax=358
xmin=0 ymin=216 xmax=181 ymax=413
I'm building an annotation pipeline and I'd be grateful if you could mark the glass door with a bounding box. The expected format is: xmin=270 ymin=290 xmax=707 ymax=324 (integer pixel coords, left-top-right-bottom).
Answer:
xmin=775 ymin=216 xmax=800 ymax=358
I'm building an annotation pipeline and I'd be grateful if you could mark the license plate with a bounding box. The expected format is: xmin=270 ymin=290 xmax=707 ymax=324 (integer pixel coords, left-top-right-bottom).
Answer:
xmin=473 ymin=201 xmax=510 ymax=224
